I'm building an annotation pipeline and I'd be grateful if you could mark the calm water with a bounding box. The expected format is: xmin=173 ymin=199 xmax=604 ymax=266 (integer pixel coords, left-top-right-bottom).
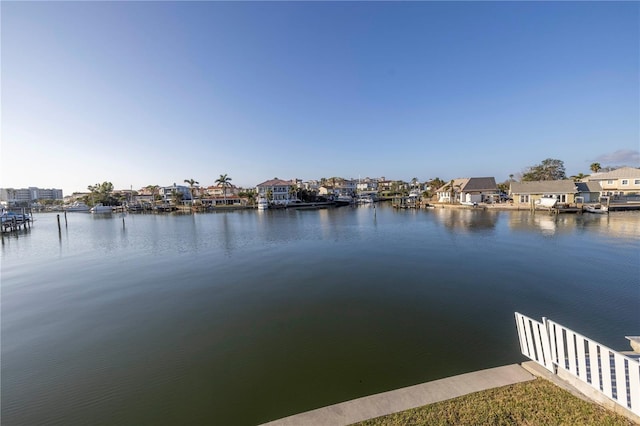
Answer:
xmin=2 ymin=205 xmax=639 ymax=425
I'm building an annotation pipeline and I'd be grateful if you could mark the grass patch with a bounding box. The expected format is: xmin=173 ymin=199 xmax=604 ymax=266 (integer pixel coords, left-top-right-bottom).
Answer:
xmin=353 ymin=378 xmax=635 ymax=426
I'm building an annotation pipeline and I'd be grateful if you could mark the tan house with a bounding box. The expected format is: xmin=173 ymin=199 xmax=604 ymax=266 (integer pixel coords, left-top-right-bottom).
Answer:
xmin=584 ymin=167 xmax=640 ymax=196
xmin=509 ymin=180 xmax=578 ymax=206
xmin=206 ymin=183 xmax=239 ymax=198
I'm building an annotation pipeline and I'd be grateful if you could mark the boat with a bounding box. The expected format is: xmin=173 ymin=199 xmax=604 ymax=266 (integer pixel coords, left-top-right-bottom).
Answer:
xmin=1 ymin=210 xmax=32 ymax=223
xmin=257 ymin=198 xmax=269 ymax=210
xmin=357 ymin=196 xmax=374 ymax=204
xmin=64 ymin=202 xmax=90 ymax=212
xmin=89 ymin=203 xmax=113 ymax=213
xmin=536 ymin=196 xmax=557 ymax=209
xmin=584 ymin=204 xmax=608 ymax=214
xmin=334 ymin=194 xmax=354 ymax=207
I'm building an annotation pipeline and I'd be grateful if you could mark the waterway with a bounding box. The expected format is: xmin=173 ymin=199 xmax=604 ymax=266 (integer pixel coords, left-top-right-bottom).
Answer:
xmin=2 ymin=205 xmax=639 ymax=425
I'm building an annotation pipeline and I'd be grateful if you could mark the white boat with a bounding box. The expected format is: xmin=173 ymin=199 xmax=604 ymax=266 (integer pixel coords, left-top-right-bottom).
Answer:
xmin=1 ymin=211 xmax=31 ymax=223
xmin=584 ymin=204 xmax=608 ymax=214
xmin=257 ymin=198 xmax=269 ymax=210
xmin=408 ymin=190 xmax=421 ymax=199
xmin=64 ymin=202 xmax=90 ymax=212
xmin=536 ymin=196 xmax=557 ymax=209
xmin=90 ymin=203 xmax=113 ymax=213
xmin=334 ymin=195 xmax=354 ymax=206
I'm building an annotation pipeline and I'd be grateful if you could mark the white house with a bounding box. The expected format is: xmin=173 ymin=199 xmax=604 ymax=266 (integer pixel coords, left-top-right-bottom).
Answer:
xmin=159 ymin=184 xmax=192 ymax=202
xmin=256 ymin=179 xmax=294 ymax=204
xmin=436 ymin=177 xmax=497 ymax=203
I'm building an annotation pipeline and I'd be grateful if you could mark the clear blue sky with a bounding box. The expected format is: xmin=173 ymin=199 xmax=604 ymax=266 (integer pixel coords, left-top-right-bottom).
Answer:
xmin=2 ymin=1 xmax=638 ymax=194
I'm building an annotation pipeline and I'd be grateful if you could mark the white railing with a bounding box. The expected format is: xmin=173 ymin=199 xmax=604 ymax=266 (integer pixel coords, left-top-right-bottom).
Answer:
xmin=514 ymin=312 xmax=640 ymax=417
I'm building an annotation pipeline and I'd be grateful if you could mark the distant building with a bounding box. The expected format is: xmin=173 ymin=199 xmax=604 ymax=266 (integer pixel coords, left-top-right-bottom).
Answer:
xmin=256 ymin=179 xmax=294 ymax=204
xmin=509 ymin=180 xmax=578 ymax=206
xmin=0 ymin=187 xmax=63 ymax=204
xmin=159 ymin=184 xmax=192 ymax=202
xmin=584 ymin=167 xmax=640 ymax=196
xmin=436 ymin=177 xmax=497 ymax=203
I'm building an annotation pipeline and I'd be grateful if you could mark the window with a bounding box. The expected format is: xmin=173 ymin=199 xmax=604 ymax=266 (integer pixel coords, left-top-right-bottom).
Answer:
xmin=519 ymin=195 xmax=529 ymax=203
xmin=607 ymin=180 xmax=614 ymax=184
xmin=635 ymin=180 xmax=640 ymax=185
xmin=621 ymin=180 xmax=629 ymax=185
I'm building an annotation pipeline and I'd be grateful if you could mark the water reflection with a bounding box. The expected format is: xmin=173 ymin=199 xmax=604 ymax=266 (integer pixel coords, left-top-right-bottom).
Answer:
xmin=507 ymin=211 xmax=640 ymax=241
xmin=430 ymin=208 xmax=498 ymax=233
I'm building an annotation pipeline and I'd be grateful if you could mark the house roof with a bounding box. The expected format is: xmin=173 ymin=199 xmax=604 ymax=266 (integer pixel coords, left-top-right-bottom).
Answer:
xmin=586 ymin=167 xmax=640 ymax=180
xmin=463 ymin=177 xmax=497 ymax=192
xmin=575 ymin=182 xmax=602 ymax=193
xmin=256 ymin=179 xmax=294 ymax=187
xmin=436 ymin=177 xmax=497 ymax=192
xmin=436 ymin=178 xmax=469 ymax=192
xmin=510 ymin=180 xmax=577 ymax=194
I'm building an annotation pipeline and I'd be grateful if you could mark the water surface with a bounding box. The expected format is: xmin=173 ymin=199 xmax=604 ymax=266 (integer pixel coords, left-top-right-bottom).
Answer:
xmin=2 ymin=205 xmax=639 ymax=425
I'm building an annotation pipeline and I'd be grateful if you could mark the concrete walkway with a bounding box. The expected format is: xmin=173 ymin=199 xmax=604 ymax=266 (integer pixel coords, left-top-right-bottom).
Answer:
xmin=261 ymin=364 xmax=535 ymax=426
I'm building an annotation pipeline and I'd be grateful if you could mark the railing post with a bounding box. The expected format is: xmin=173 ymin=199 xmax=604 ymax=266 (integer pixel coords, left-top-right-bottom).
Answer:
xmin=542 ymin=316 xmax=557 ymax=374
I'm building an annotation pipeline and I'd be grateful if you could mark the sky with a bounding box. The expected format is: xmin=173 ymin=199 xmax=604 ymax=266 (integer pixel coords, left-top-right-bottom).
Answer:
xmin=2 ymin=1 xmax=639 ymax=194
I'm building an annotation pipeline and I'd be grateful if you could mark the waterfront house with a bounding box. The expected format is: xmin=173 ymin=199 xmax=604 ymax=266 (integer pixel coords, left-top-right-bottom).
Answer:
xmin=509 ymin=180 xmax=578 ymax=206
xmin=336 ymin=179 xmax=357 ymax=196
xmin=256 ymin=179 xmax=294 ymax=205
xmin=436 ymin=177 xmax=497 ymax=204
xmin=583 ymin=167 xmax=640 ymax=197
xmin=356 ymin=179 xmax=378 ymax=192
xmin=159 ymin=184 xmax=192 ymax=203
xmin=318 ymin=186 xmax=336 ymax=196
xmin=574 ymin=182 xmax=602 ymax=203
xmin=206 ymin=183 xmax=240 ymax=198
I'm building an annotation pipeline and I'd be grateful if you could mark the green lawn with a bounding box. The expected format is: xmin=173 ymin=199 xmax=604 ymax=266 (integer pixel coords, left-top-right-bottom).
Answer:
xmin=353 ymin=379 xmax=635 ymax=426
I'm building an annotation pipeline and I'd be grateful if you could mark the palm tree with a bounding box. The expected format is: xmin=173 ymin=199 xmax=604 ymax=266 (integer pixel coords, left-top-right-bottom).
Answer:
xmin=184 ymin=179 xmax=199 ymax=205
xmin=571 ymin=173 xmax=586 ymax=182
xmin=448 ymin=180 xmax=455 ymax=204
xmin=590 ymin=163 xmax=602 ymax=173
xmin=288 ymin=184 xmax=298 ymax=202
xmin=215 ymin=174 xmax=232 ymax=205
xmin=145 ymin=185 xmax=159 ymax=208
xmin=411 ymin=177 xmax=419 ymax=191
xmin=170 ymin=189 xmax=183 ymax=206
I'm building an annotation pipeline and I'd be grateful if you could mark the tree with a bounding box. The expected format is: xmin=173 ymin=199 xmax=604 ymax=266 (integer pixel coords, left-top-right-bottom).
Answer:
xmin=184 ymin=179 xmax=199 ymax=204
xmin=411 ymin=177 xmax=419 ymax=191
xmin=448 ymin=180 xmax=455 ymax=204
xmin=215 ymin=174 xmax=232 ymax=205
xmin=170 ymin=189 xmax=183 ymax=205
xmin=521 ymin=158 xmax=566 ymax=181
xmin=238 ymin=189 xmax=256 ymax=206
xmin=496 ymin=181 xmax=510 ymax=193
xmin=145 ymin=185 xmax=160 ymax=206
xmin=590 ymin=163 xmax=602 ymax=173
xmin=87 ymin=181 xmax=115 ymax=206
xmin=288 ymin=184 xmax=299 ymax=202
xmin=453 ymin=182 xmax=463 ymax=204
xmin=570 ymin=173 xmax=587 ymax=182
